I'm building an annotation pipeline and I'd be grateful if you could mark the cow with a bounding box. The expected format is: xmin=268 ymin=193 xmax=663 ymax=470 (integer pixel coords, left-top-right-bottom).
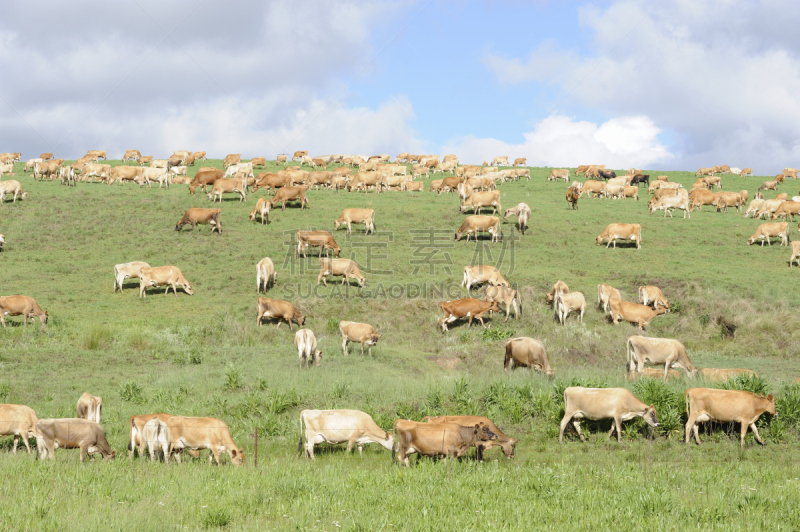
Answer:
xmin=503 ymin=203 xmax=531 ymax=235
xmin=459 ymin=190 xmax=501 ymax=215
xmin=207 ymin=178 xmax=247 ymax=203
xmin=649 ymin=195 xmax=690 ymax=218
xmin=604 ymin=184 xmax=625 ymax=199
xmin=81 ymin=163 xmax=112 ymax=183
xmin=175 ymin=208 xmax=221 ymax=234
xmin=252 ymin=172 xmax=289 ymax=193
xmin=741 ymin=168 xmax=753 ymax=177
xmin=294 ymin=329 xmax=322 ymax=369
xmin=33 ymin=161 xmax=60 ymax=181
xmin=256 ymin=298 xmax=305 ymax=329
xmin=122 ymin=150 xmax=141 ymax=162
xmin=128 ymin=413 xmax=178 ymax=459
xmin=559 ymin=387 xmax=658 ymax=443
xmin=300 ymin=410 xmax=393 ymax=459
xmin=256 ymin=257 xmax=277 ymax=293
xmin=555 ymin=292 xmax=586 ymax=325
xmin=504 ymin=337 xmax=553 ymax=377
xmin=108 ymin=165 xmax=145 ymax=186
xmin=193 ymin=151 xmax=206 ymax=161
xmin=791 ymin=241 xmax=800 ymax=267
xmin=597 ymin=283 xmax=621 ymax=312
xmin=625 ymin=368 xmax=683 ymax=381
xmin=85 ymin=150 xmax=107 ymax=161
xmin=249 ymin=198 xmax=271 ymax=225
xmin=139 ymin=266 xmax=193 ymax=298
xmin=292 ymin=151 xmax=308 ymax=161
xmin=744 ymin=199 xmax=766 ymax=218
xmin=141 ymin=419 xmax=171 ymax=462
xmin=512 ymin=158 xmax=526 ymax=167
xmin=759 ymin=180 xmax=779 ymax=192
xmin=296 ymin=230 xmax=341 ymax=258
xmin=223 ymin=154 xmax=241 ymax=168
xmin=630 ymin=174 xmax=650 ymax=187
xmin=0 ymin=295 xmax=48 ymax=327
xmin=393 ymin=419 xmax=496 ymax=466
xmin=270 ymin=185 xmax=310 ymax=210
xmin=138 ymin=156 xmax=154 ymax=166
xmin=699 ymin=368 xmax=756 ymax=382
xmin=0 ymin=180 xmax=27 ymax=203
xmin=596 ymin=223 xmax=642 ymax=249
xmin=755 ymin=199 xmax=785 ymax=219
xmin=703 ymin=176 xmax=722 ymax=189
xmin=626 ymin=336 xmax=697 ymax=380
xmin=462 ymin=265 xmax=509 ymax=290
xmin=695 ymin=167 xmax=715 ymax=177
xmin=339 ymin=321 xmax=381 ymax=355
xmin=36 ymin=418 xmax=115 ymax=462
xmin=775 ymin=192 xmax=789 ymax=201
xmin=482 ymin=285 xmax=521 ymax=321
xmin=438 ymin=298 xmax=500 ymax=331
xmin=0 ymin=233 xmax=4 ymax=251
xmin=638 ymin=286 xmax=670 ymax=311
xmin=318 ymin=258 xmax=366 ymax=287
xmin=598 ymin=170 xmax=617 ymax=181
xmin=165 ymin=416 xmax=243 ymax=465
xmin=545 ymin=280 xmax=569 ymax=306
xmin=422 ymin=415 xmax=515 ymax=460
xmin=772 ymin=201 xmax=800 ymax=221
xmin=566 ymin=187 xmax=580 ymax=209
xmin=403 ymin=180 xmax=423 ymax=192
xmin=547 ymin=169 xmax=570 ymax=182
xmin=23 ymin=158 xmax=43 ymax=172
xmin=0 ymin=404 xmax=38 ymax=454
xmin=454 ymin=216 xmax=500 ymax=243
xmin=747 ymin=222 xmax=789 ymax=246
xmin=76 ymin=392 xmax=102 ymax=424
xmin=334 ymin=208 xmax=375 ymax=235
xmin=223 ymin=162 xmax=254 ymax=179
xmin=188 ymin=169 xmax=224 ymax=194
xmin=685 ymin=388 xmax=775 ymax=448
xmin=276 ymin=154 xmax=288 ymax=165
xmin=623 ymin=185 xmax=639 ymax=200
xmin=608 ymin=298 xmax=667 ymax=330
xmin=712 ymin=191 xmax=743 ymax=213
xmin=491 ymin=156 xmax=509 ymax=166
xmin=575 ymin=165 xmax=590 ymax=176
xmin=580 ymin=180 xmax=606 ymax=198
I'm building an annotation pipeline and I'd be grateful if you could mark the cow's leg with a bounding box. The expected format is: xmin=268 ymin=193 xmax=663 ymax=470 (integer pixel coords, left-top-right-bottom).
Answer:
xmin=80 ymin=443 xmax=88 ymax=463
xmin=750 ymin=422 xmax=766 ymax=445
xmin=558 ymin=415 xmax=572 ymax=443
xmin=12 ymin=435 xmax=18 ymax=454
xmin=573 ymin=420 xmax=585 ymax=442
xmin=342 ymin=337 xmax=348 ymax=356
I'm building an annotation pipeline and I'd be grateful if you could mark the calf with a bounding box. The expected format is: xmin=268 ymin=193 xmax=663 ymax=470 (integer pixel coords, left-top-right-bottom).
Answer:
xmin=249 ymin=198 xmax=270 ymax=225
xmin=422 ymin=415 xmax=516 ymax=460
xmin=294 ymin=329 xmax=322 ymax=368
xmin=340 ymin=321 xmax=381 ymax=356
xmin=685 ymin=388 xmax=775 ymax=447
xmin=597 ymin=283 xmax=621 ymax=312
xmin=559 ymin=387 xmax=658 ymax=443
xmin=503 ymin=203 xmax=531 ymax=234
xmin=545 ymin=280 xmax=569 ymax=306
xmin=256 ymin=298 xmax=305 ymax=329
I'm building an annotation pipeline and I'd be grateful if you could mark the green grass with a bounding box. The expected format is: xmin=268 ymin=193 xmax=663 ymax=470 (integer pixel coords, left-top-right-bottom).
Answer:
xmin=1 ymin=159 xmax=799 ymax=529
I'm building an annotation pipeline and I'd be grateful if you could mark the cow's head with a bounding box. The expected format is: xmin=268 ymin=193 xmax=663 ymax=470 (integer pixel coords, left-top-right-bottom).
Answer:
xmin=545 ymin=367 xmax=555 ymax=379
xmin=595 ymin=234 xmax=604 ymax=246
xmin=296 ymin=314 xmax=306 ymax=326
xmin=643 ymin=404 xmax=659 ymax=428
xmin=230 ymin=448 xmax=245 ymax=466
xmin=501 ymin=438 xmax=517 ymax=458
xmin=105 ymin=450 xmax=116 ymax=461
xmin=42 ymin=311 xmax=49 ymax=325
xmin=332 ymin=246 xmax=342 ymax=257
xmin=488 ymin=300 xmax=501 ymax=313
xmin=175 ymin=220 xmax=185 ymax=231
xmin=478 ymin=424 xmax=497 ymax=441
xmin=356 ymin=276 xmax=367 ymax=288
xmin=370 ymin=333 xmax=381 ymax=346
xmin=313 ymin=350 xmax=322 ymax=366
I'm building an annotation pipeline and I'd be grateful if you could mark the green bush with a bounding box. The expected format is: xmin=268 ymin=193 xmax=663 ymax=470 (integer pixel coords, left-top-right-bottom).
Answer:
xmin=223 ymin=365 xmax=243 ymax=391
xmin=479 ymin=325 xmax=515 ymax=342
xmin=717 ymin=373 xmax=770 ymax=396
xmin=119 ymin=381 xmax=146 ymax=404
xmin=777 ymin=384 xmax=800 ymax=427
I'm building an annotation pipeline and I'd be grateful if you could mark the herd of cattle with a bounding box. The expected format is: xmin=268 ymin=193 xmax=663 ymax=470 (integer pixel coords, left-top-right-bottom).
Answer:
xmin=0 ymin=149 xmax=789 ymax=463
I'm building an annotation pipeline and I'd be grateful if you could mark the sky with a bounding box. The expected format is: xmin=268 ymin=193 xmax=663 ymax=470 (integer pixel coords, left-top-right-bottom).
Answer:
xmin=1 ymin=0 xmax=799 ymax=174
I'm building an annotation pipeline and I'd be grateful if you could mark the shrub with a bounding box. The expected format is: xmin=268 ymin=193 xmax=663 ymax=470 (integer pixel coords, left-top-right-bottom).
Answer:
xmin=0 ymin=383 xmax=11 ymax=402
xmin=82 ymin=326 xmax=112 ymax=350
xmin=631 ymin=378 xmax=684 ymax=438
xmin=223 ymin=365 xmax=243 ymax=391
xmin=717 ymin=373 xmax=770 ymax=396
xmin=119 ymin=381 xmax=146 ymax=404
xmin=777 ymin=384 xmax=800 ymax=427
xmin=480 ymin=325 xmax=515 ymax=342
xmin=201 ymin=508 xmax=231 ymax=528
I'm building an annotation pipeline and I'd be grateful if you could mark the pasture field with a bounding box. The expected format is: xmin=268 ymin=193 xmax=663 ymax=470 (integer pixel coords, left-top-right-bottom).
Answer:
xmin=1 ymin=159 xmax=800 ymax=530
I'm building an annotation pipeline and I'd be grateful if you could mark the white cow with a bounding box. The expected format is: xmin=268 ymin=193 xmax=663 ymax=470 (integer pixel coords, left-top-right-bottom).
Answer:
xmin=294 ymin=329 xmax=322 ymax=368
xmin=114 ymin=261 xmax=152 ymax=293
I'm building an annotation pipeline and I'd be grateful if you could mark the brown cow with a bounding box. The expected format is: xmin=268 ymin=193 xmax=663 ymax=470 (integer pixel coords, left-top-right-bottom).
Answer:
xmin=747 ymin=222 xmax=788 ymax=246
xmin=252 ymin=172 xmax=290 ymax=192
xmin=685 ymin=388 xmax=775 ymax=447
xmin=300 ymin=409 xmax=392 ymax=459
xmin=504 ymin=337 xmax=553 ymax=377
xmin=256 ymin=298 xmax=305 ymax=329
xmin=165 ymin=416 xmax=244 ymax=465
xmin=462 ymin=265 xmax=509 ymax=290
xmin=249 ymin=198 xmax=270 ymax=225
xmin=334 ymin=208 xmax=375 ymax=234
xmin=139 ymin=266 xmax=193 ymax=298
xmin=422 ymin=415 xmax=515 ymax=460
xmin=339 ymin=321 xmax=381 ymax=356
xmin=392 ymin=419 xmax=496 ymax=467
xmin=454 ymin=215 xmax=500 ymax=243
xmin=596 ymin=223 xmax=641 ymax=249
xmin=76 ymin=392 xmax=103 ymax=424
xmin=175 ymin=208 xmax=221 ymax=234
xmin=270 ymin=186 xmax=309 ymax=210
xmin=36 ymin=418 xmax=115 ymax=462
xmin=608 ymin=298 xmax=667 ymax=330
xmin=0 ymin=295 xmax=48 ymax=327
xmin=482 ymin=285 xmax=521 ymax=321
xmin=559 ymin=387 xmax=658 ymax=443
xmin=555 ymin=292 xmax=586 ymax=324
xmin=627 ymin=336 xmax=697 ymax=379
xmin=545 ymin=280 xmax=569 ymax=305
xmin=188 ymin=169 xmax=224 ymax=194
xmin=597 ymin=283 xmax=621 ymax=312
xmin=638 ymin=285 xmax=670 ymax=311
xmin=438 ymin=298 xmax=500 ymax=331
xmin=318 ymin=258 xmax=366 ymax=287
xmin=296 ymin=230 xmax=341 ymax=258
xmin=699 ymin=368 xmax=756 ymax=382
xmin=0 ymin=404 xmax=38 ymax=454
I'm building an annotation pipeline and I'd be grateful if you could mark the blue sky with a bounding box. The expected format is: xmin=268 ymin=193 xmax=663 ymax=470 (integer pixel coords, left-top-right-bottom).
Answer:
xmin=2 ymin=1 xmax=800 ymax=174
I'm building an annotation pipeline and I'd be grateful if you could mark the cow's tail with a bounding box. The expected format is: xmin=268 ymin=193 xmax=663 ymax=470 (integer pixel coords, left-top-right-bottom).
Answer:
xmin=297 ymin=412 xmax=305 ymax=456
xmin=626 ymin=338 xmax=633 ymax=373
xmin=516 ymin=289 xmax=522 ymax=316
xmin=127 ymin=416 xmax=135 ymax=454
xmin=685 ymin=390 xmax=690 ymax=417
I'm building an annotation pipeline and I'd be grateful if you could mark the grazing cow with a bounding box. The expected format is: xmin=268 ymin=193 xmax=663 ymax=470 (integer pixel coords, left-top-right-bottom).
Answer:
xmin=0 ymin=404 xmax=38 ymax=454
xmin=741 ymin=168 xmax=753 ymax=177
xmin=454 ymin=215 xmax=501 ymax=243
xmin=403 ymin=180 xmax=423 ymax=192
xmin=482 ymin=285 xmax=521 ymax=321
xmin=685 ymin=388 xmax=775 ymax=448
xmin=598 ymin=169 xmax=617 ymax=181
xmin=597 ymin=284 xmax=621 ymax=312
xmin=270 ymin=186 xmax=310 ymax=210
xmin=292 ymin=150 xmax=308 ymax=161
xmin=699 ymin=368 xmax=756 ymax=382
xmin=76 ymin=392 xmax=102 ymax=424
xmin=393 ymin=419 xmax=496 ymax=466
xmin=256 ymin=257 xmax=277 ymax=293
xmin=36 ymin=419 xmax=115 ymax=462
xmin=559 ymin=387 xmax=658 ymax=443
xmin=575 ymin=165 xmax=590 ymax=176
xmin=608 ymin=298 xmax=667 ymax=330
xmin=334 ymin=208 xmax=375 ymax=235
xmin=652 ymin=188 xmax=687 ymax=202
xmin=142 ymin=419 xmax=171 ymax=462
xmin=139 ymin=266 xmax=193 ymax=298
xmin=223 ymin=154 xmax=241 ymax=168
xmin=23 ymin=158 xmax=43 ymax=172
xmin=438 ymin=298 xmax=500 ymax=331
xmin=545 ymin=280 xmax=569 ymax=305
xmin=318 ymin=258 xmax=366 ymax=287
xmin=626 ymin=336 xmax=697 ymax=379
xmin=122 ymin=150 xmax=141 ymax=162
xmin=256 ymin=298 xmax=305 ymax=329
xmin=207 ymin=178 xmax=247 ymax=203
xmin=596 ymin=223 xmax=642 ymax=249
xmin=459 ymin=190 xmax=501 ymax=215
xmin=492 ymin=156 xmax=509 ymax=166
xmin=555 ymin=292 xmax=586 ymax=325
xmin=296 ymin=230 xmax=341 ymax=258
xmin=649 ymin=195 xmax=690 ymax=218
xmin=108 ymin=165 xmax=146 ymax=186
xmin=503 ymin=203 xmax=531 ymax=234
xmin=772 ymin=201 xmax=800 ymax=221
xmin=580 ymin=180 xmax=606 ymax=198
xmin=252 ymin=172 xmax=290 ymax=193
xmin=0 ymin=233 xmax=4 ymax=251
xmin=504 ymin=337 xmax=553 ymax=377
xmin=755 ymin=199 xmax=785 ymax=219
xmin=165 ymin=416 xmax=243 ymax=465
xmin=775 ymin=193 xmax=789 ymax=201
xmin=759 ymin=180 xmax=779 ymax=192
xmin=175 ymin=208 xmax=221 ymax=234
xmin=81 ymin=163 xmax=112 ymax=183
xmin=0 ymin=295 xmax=48 ymax=327
xmin=422 ymin=415 xmax=515 ymax=460
xmin=695 ymin=167 xmax=714 ymax=177
xmin=300 ymin=409 xmax=392 ymax=459
xmin=0 ymin=180 xmax=27 ymax=202
xmin=138 ymin=156 xmax=154 ymax=166
xmin=638 ymin=286 xmax=670 ymax=311
xmin=623 ymin=186 xmax=639 ymax=200
xmin=33 ymin=161 xmax=60 ymax=181
xmin=193 ymin=151 xmax=206 ymax=161
xmin=276 ymin=155 xmax=288 ymax=165
xmin=548 ymin=169 xmax=570 ymax=181
xmin=712 ymin=191 xmax=743 ymax=213
xmin=689 ymin=189 xmax=717 ymax=211
xmin=703 ymin=176 xmax=722 ymax=189
xmin=747 ymin=222 xmax=789 ymax=246
xmin=223 ymin=162 xmax=254 ymax=179
xmin=462 ymin=265 xmax=509 ymax=290
xmin=249 ymin=198 xmax=270 ymax=225
xmin=294 ymin=329 xmax=321 ymax=368
xmin=188 ymin=169 xmax=224 ymax=194
xmin=630 ymin=175 xmax=650 ymax=187
xmin=790 ymin=241 xmax=800 ymax=267
xmin=605 ymin=184 xmax=625 ymax=199
xmin=85 ymin=150 xmax=107 ymax=160
xmin=128 ymin=413 xmax=187 ymax=460
xmin=339 ymin=321 xmax=380 ymax=355
xmin=513 ymin=158 xmax=526 ymax=167
xmin=743 ymin=199 xmax=766 ymax=218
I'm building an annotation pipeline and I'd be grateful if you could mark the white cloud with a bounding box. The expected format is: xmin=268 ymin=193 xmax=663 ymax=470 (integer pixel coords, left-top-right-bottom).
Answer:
xmin=483 ymin=0 xmax=800 ymax=174
xmin=442 ymin=114 xmax=673 ymax=169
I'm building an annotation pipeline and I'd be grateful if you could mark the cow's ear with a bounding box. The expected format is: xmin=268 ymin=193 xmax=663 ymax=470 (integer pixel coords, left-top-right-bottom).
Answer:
xmin=768 ymin=394 xmax=774 ymax=401
xmin=650 ymin=404 xmax=655 ymax=409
